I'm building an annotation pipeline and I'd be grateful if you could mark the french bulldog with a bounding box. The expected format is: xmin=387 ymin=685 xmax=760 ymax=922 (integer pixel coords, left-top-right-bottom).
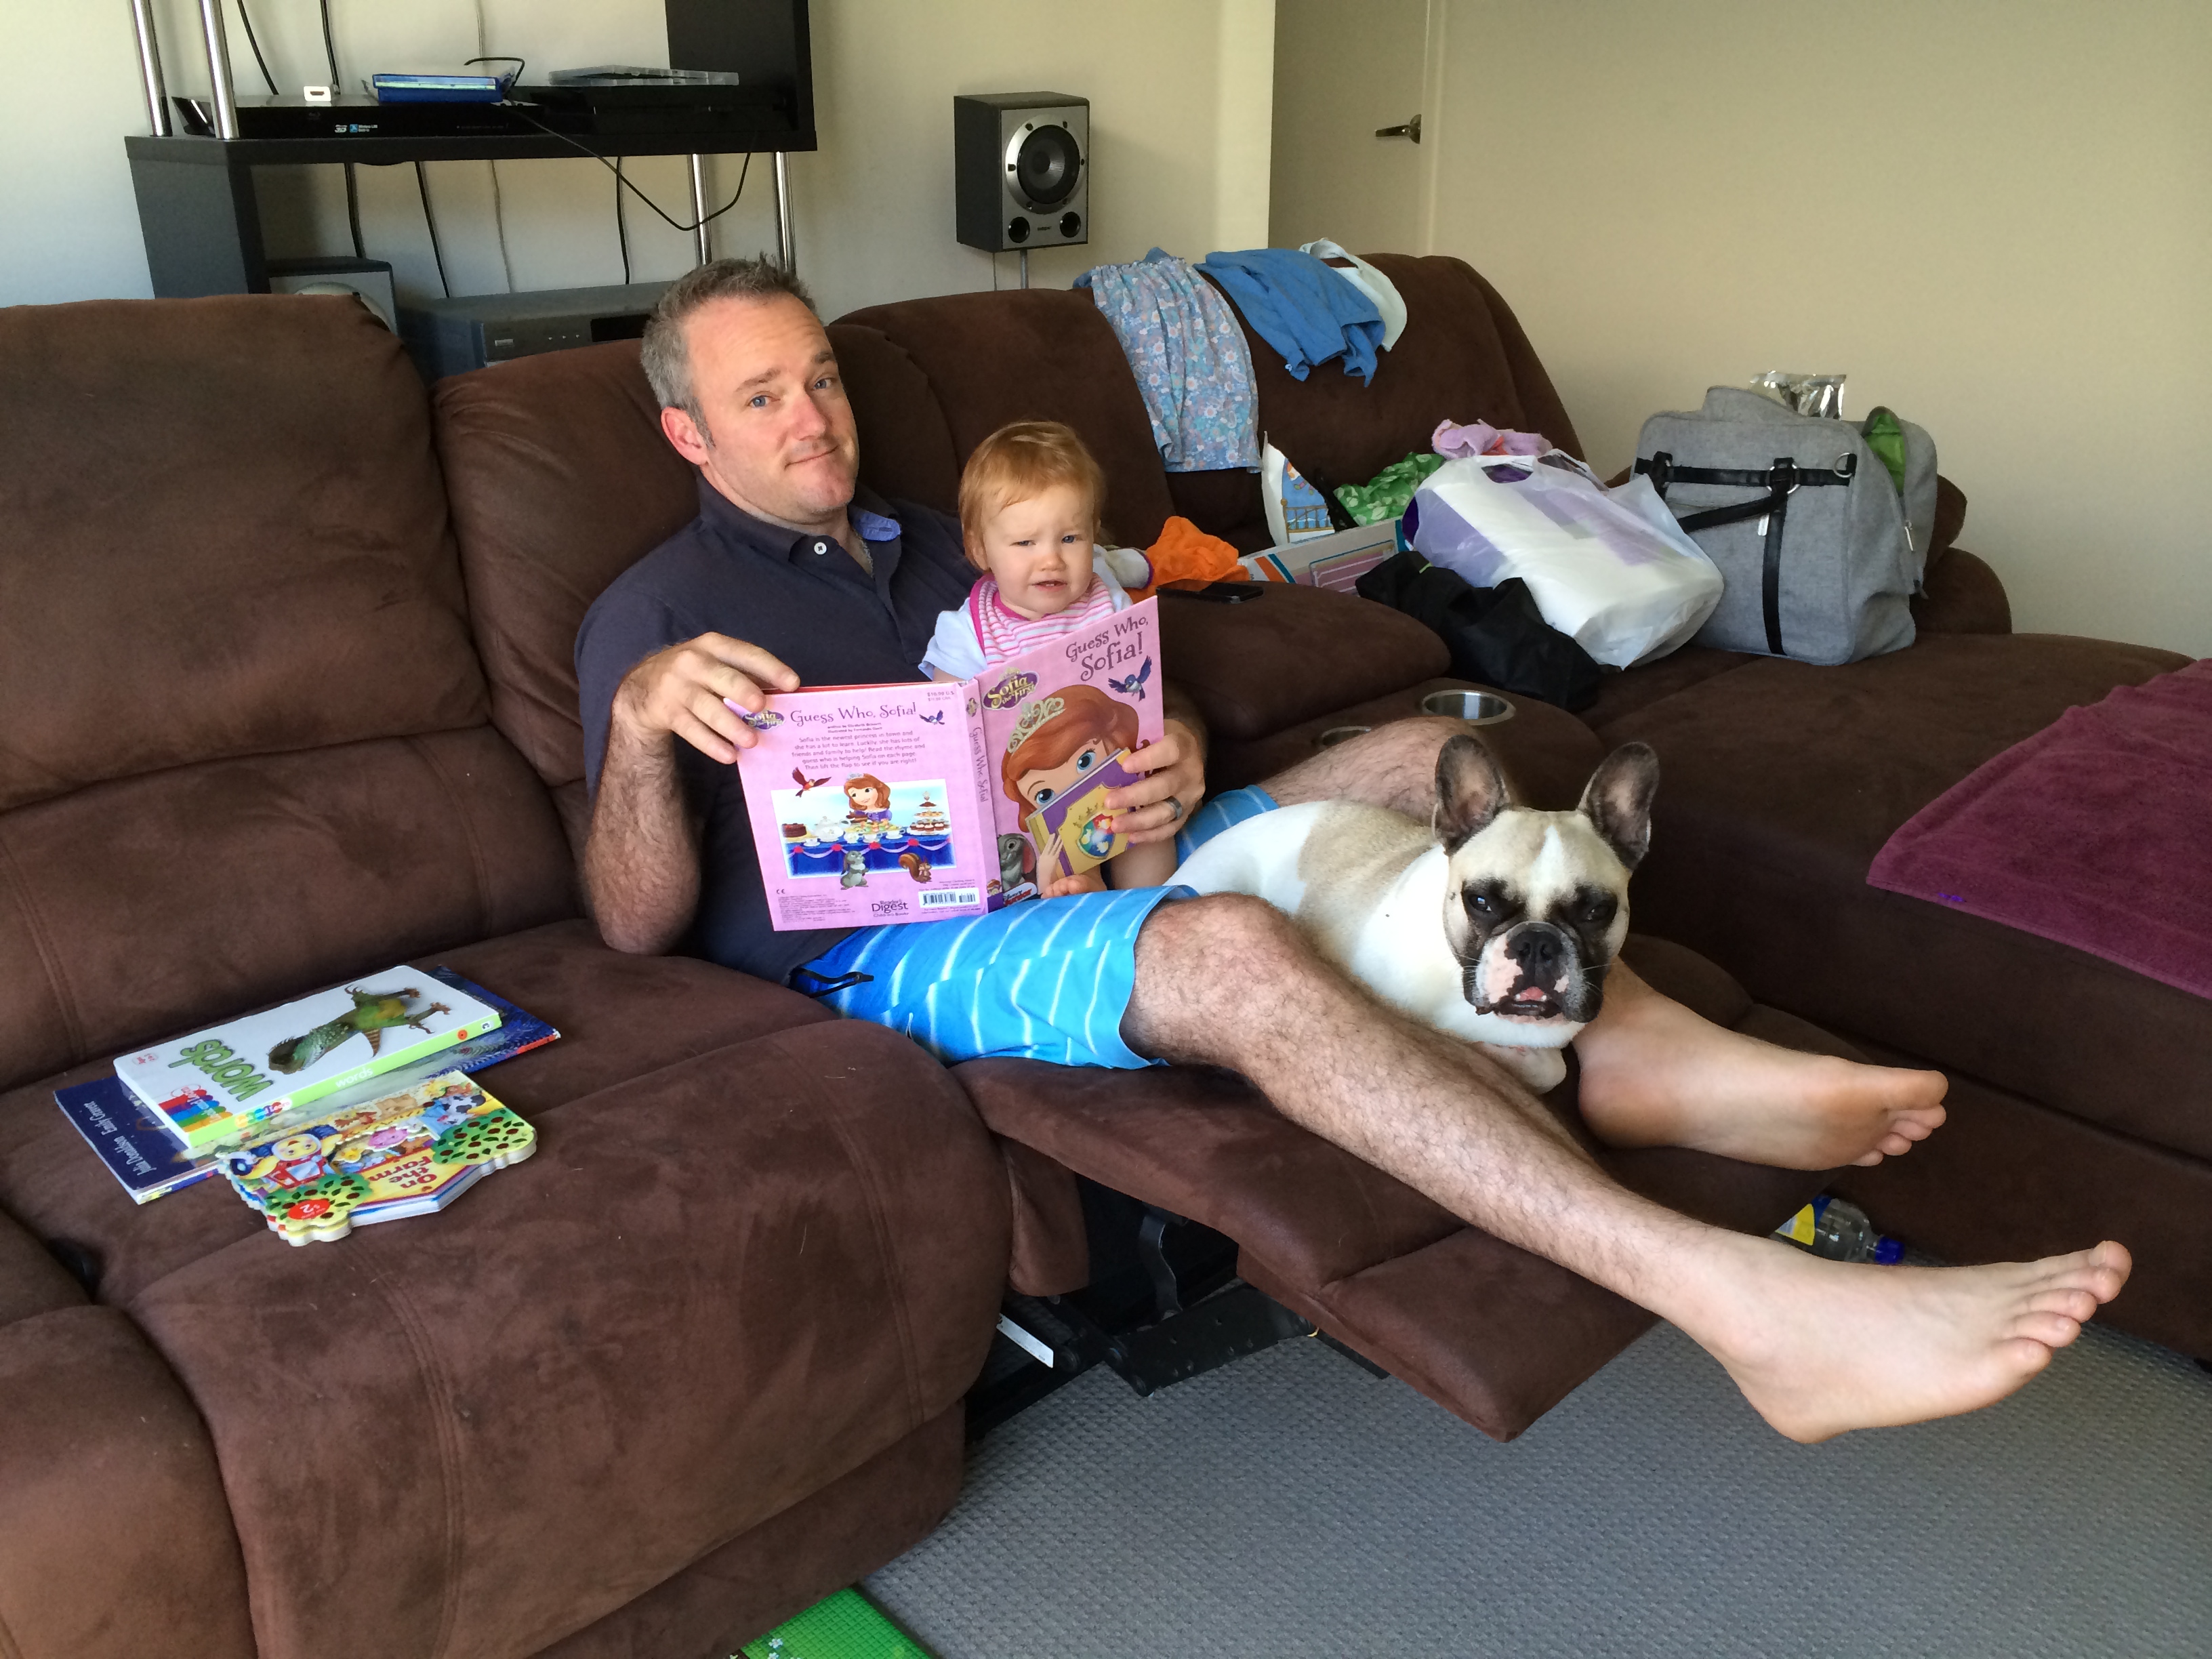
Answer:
xmin=1169 ymin=734 xmax=1660 ymax=1092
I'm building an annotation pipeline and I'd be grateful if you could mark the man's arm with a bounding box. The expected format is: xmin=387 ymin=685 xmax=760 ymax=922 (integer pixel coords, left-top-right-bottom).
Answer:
xmin=583 ymin=632 xmax=799 ymax=955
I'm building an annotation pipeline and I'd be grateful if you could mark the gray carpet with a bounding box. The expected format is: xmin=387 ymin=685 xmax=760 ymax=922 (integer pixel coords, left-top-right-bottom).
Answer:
xmin=867 ymin=1319 xmax=2212 ymax=1657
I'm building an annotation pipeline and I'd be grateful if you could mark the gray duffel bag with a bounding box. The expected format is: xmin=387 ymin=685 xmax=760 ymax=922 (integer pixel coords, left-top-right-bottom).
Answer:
xmin=1633 ymin=386 xmax=1936 ymax=664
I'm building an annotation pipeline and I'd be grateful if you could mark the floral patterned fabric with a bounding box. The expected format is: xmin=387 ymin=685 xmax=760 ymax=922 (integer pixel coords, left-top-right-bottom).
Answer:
xmin=1075 ymin=249 xmax=1260 ymax=473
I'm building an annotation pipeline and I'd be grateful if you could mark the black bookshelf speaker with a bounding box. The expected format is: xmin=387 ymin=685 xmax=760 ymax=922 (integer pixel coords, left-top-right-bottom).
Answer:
xmin=954 ymin=92 xmax=1089 ymax=253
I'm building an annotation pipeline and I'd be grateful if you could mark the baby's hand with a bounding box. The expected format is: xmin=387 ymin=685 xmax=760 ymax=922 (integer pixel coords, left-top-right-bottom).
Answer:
xmin=1042 ymin=867 xmax=1108 ymax=899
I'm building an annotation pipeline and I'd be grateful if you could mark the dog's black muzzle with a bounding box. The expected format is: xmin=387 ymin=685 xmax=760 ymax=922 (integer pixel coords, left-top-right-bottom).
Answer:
xmin=1465 ymin=922 xmax=1605 ymax=1022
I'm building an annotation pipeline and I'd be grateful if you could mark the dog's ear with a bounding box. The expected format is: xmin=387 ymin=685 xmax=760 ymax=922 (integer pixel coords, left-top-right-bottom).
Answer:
xmin=1578 ymin=743 xmax=1660 ymax=870
xmin=1434 ymin=734 xmax=1512 ymax=851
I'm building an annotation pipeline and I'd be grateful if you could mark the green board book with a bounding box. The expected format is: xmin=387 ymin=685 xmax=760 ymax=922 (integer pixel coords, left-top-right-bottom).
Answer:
xmin=739 ymin=1589 xmax=933 ymax=1659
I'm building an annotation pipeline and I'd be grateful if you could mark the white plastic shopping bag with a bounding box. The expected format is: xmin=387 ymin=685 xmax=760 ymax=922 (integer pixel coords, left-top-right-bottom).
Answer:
xmin=1409 ymin=452 xmax=1723 ymax=668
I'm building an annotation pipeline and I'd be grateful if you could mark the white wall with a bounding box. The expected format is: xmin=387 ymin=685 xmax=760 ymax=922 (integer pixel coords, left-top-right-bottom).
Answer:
xmin=0 ymin=0 xmax=1273 ymax=321
xmin=1405 ymin=0 xmax=2212 ymax=659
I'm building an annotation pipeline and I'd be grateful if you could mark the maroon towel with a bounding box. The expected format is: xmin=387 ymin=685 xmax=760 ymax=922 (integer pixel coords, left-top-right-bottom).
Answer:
xmin=1867 ymin=659 xmax=2212 ymax=999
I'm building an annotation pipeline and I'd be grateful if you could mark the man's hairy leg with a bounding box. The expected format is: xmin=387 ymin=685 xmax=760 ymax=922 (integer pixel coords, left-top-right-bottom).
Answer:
xmin=1574 ymin=962 xmax=1947 ymax=1168
xmin=1124 ymin=894 xmax=2130 ymax=1441
xmin=1259 ymin=716 xmax=1946 ymax=1170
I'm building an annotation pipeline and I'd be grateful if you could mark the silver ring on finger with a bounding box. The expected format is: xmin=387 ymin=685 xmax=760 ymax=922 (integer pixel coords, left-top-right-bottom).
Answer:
xmin=1164 ymin=796 xmax=1183 ymax=823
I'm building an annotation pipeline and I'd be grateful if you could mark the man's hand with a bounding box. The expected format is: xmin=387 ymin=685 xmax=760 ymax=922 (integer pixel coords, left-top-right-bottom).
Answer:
xmin=611 ymin=632 xmax=800 ymax=765
xmin=1101 ymin=715 xmax=1206 ymax=846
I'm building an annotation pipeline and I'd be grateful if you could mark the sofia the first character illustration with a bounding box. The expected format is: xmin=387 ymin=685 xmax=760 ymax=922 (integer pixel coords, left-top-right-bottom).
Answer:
xmin=1000 ymin=684 xmax=1139 ymax=817
xmin=842 ymin=773 xmax=895 ymax=829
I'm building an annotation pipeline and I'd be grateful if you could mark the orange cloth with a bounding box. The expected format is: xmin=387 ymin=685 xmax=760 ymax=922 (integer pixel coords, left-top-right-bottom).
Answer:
xmin=1133 ymin=514 xmax=1245 ymax=598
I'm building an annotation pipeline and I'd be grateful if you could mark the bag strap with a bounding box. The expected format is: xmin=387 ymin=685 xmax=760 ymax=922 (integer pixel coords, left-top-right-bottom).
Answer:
xmin=1635 ymin=453 xmax=1859 ymax=656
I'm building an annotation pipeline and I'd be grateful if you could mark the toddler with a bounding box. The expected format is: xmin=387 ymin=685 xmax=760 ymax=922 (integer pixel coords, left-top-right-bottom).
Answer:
xmin=922 ymin=420 xmax=1175 ymax=896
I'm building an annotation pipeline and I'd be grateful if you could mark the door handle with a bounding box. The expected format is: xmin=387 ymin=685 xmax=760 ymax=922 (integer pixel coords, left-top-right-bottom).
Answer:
xmin=1374 ymin=113 xmax=1422 ymax=143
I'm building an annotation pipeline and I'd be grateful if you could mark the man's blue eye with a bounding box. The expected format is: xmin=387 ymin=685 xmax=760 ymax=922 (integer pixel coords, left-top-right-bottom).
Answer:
xmin=749 ymin=394 xmax=769 ymax=409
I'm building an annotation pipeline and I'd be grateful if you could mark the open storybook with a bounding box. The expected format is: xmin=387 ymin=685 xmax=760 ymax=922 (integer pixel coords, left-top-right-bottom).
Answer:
xmin=735 ymin=597 xmax=1162 ymax=930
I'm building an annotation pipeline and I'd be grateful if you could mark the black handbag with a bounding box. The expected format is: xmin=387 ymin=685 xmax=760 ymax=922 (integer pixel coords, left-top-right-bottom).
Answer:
xmin=1356 ymin=551 xmax=1603 ymax=713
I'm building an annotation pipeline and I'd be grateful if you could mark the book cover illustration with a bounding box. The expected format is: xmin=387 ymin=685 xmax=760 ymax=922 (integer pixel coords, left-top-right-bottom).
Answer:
xmin=54 ymin=1075 xmax=221 ymax=1205
xmin=224 ymin=1070 xmax=537 ymax=1246
xmin=979 ymin=598 xmax=1163 ymax=888
xmin=115 ymin=972 xmax=504 ymax=1153
xmin=735 ymin=676 xmax=999 ymax=930
xmin=735 ymin=598 xmax=1162 ymax=928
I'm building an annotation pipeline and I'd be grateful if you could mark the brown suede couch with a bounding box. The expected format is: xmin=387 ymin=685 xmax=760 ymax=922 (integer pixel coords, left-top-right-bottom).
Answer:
xmin=0 ymin=251 xmax=2199 ymax=1659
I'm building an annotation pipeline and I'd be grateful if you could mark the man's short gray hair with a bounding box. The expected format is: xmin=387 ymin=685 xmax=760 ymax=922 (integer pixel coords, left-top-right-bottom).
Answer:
xmin=640 ymin=257 xmax=818 ymax=432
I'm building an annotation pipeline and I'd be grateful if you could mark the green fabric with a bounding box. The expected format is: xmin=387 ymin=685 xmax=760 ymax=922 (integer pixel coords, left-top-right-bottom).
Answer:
xmin=1334 ymin=450 xmax=1446 ymax=525
xmin=740 ymin=1589 xmax=935 ymax=1659
xmin=1863 ymin=407 xmax=1908 ymax=494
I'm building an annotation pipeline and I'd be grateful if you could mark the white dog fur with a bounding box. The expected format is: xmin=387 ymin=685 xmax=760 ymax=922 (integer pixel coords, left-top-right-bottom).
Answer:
xmin=1170 ymin=734 xmax=1660 ymax=1093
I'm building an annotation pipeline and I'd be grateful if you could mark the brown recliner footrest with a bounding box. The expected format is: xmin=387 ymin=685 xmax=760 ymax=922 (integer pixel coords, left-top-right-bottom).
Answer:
xmin=957 ymin=935 xmax=1845 ymax=1441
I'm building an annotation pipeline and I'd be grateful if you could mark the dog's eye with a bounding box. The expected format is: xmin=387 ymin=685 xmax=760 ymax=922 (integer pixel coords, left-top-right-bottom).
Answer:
xmin=1465 ymin=890 xmax=1496 ymax=916
xmin=1582 ymin=898 xmax=1616 ymax=925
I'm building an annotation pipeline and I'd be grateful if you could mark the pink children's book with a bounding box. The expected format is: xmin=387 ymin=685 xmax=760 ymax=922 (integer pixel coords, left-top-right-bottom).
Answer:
xmin=735 ymin=597 xmax=1162 ymax=929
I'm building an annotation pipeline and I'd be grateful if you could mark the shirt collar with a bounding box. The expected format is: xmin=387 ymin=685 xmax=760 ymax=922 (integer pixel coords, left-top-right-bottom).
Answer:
xmin=693 ymin=477 xmax=905 ymax=564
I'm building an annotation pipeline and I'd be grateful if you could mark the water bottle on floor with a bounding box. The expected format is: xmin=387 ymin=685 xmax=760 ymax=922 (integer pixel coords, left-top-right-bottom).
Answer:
xmin=1773 ymin=1195 xmax=1904 ymax=1264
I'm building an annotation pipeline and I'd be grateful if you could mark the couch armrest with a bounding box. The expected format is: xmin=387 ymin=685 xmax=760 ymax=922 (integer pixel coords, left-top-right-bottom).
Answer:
xmin=0 ymin=1306 xmax=255 ymax=1659
xmin=1912 ymin=547 xmax=2012 ymax=635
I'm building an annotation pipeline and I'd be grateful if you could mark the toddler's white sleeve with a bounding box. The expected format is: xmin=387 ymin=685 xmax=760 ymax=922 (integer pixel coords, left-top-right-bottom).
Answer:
xmin=919 ymin=605 xmax=987 ymax=680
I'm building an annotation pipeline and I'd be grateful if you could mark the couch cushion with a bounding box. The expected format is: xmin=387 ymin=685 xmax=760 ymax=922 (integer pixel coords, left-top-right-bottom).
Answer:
xmin=0 ymin=726 xmax=575 ymax=1094
xmin=0 ymin=920 xmax=832 ymax=1307
xmin=835 ymin=288 xmax=1179 ymax=548
xmin=127 ymin=1017 xmax=1008 ymax=1659
xmin=1601 ymin=632 xmax=2208 ymax=1155
xmin=1159 ymin=582 xmax=1449 ymax=743
xmin=0 ymin=1207 xmax=82 ymax=1328
xmin=0 ymin=1305 xmax=256 ymax=1659
xmin=0 ymin=296 xmax=484 ymax=814
xmin=827 ymin=322 xmax=964 ymax=513
xmin=434 ymin=340 xmax=699 ymax=790
xmin=1229 ymin=254 xmax=1587 ymax=507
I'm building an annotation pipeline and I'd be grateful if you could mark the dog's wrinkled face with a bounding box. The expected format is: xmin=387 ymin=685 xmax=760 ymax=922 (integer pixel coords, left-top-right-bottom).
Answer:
xmin=1432 ymin=735 xmax=1659 ymax=1027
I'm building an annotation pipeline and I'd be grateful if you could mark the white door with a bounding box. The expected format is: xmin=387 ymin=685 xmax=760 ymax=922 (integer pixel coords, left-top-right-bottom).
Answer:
xmin=1267 ymin=0 xmax=1431 ymax=255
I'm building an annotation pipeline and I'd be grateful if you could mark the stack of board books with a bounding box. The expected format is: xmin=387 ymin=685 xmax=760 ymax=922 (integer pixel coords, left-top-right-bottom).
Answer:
xmin=54 ymin=968 xmax=559 ymax=1235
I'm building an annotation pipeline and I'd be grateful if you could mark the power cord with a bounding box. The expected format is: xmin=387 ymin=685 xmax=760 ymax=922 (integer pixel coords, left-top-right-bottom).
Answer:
xmin=234 ymin=0 xmax=280 ymax=96
xmin=508 ymin=108 xmax=752 ymax=236
xmin=414 ymin=162 xmax=451 ymax=297
xmin=465 ymin=11 xmax=523 ymax=293
xmin=615 ymin=159 xmax=632 ymax=283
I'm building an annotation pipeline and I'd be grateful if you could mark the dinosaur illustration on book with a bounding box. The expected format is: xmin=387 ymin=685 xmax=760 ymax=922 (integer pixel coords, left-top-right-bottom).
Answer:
xmin=266 ymin=986 xmax=453 ymax=1075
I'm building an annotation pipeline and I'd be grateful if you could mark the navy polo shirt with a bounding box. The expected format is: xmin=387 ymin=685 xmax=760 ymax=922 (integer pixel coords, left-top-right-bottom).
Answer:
xmin=576 ymin=477 xmax=978 ymax=983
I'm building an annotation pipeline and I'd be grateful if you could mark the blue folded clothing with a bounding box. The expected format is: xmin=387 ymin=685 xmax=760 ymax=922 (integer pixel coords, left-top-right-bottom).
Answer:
xmin=1076 ymin=249 xmax=1260 ymax=472
xmin=1196 ymin=246 xmax=1385 ymax=384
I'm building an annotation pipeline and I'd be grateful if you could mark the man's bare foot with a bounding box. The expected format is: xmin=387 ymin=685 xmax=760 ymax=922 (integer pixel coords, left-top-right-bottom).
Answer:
xmin=1687 ymin=1237 xmax=2132 ymax=1443
xmin=1576 ymin=975 xmax=1947 ymax=1168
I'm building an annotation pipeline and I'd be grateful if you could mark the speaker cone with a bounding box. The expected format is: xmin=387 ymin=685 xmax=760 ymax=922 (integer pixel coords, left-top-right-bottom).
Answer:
xmin=1011 ymin=123 xmax=1081 ymax=207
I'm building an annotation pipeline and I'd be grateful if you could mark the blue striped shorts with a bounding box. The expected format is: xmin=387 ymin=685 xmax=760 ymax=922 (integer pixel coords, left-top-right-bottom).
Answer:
xmin=790 ymin=785 xmax=1277 ymax=1068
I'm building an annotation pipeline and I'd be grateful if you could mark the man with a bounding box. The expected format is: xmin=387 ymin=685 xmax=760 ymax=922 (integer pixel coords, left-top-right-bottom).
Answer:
xmin=578 ymin=259 xmax=2129 ymax=1443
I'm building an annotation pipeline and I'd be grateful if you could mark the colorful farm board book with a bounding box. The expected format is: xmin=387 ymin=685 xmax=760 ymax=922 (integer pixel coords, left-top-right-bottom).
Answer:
xmin=734 ymin=596 xmax=1163 ymax=930
xmin=222 ymin=1069 xmax=537 ymax=1246
xmin=114 ymin=970 xmax=504 ymax=1154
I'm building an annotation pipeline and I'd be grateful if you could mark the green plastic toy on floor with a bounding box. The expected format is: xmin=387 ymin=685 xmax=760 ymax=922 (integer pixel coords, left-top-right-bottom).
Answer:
xmin=740 ymin=1589 xmax=934 ymax=1659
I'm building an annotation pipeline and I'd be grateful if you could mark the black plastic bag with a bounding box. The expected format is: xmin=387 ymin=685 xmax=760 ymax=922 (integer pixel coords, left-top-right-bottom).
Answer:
xmin=1356 ymin=550 xmax=1603 ymax=712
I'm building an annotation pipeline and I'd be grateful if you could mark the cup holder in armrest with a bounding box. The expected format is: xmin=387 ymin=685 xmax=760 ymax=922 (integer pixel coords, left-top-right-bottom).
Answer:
xmin=1420 ymin=689 xmax=1515 ymax=725
xmin=1315 ymin=725 xmax=1372 ymax=749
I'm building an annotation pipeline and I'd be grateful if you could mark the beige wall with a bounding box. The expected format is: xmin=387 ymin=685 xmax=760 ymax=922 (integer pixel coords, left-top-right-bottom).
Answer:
xmin=1 ymin=0 xmax=1273 ymax=323
xmin=1409 ymin=0 xmax=2211 ymax=658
